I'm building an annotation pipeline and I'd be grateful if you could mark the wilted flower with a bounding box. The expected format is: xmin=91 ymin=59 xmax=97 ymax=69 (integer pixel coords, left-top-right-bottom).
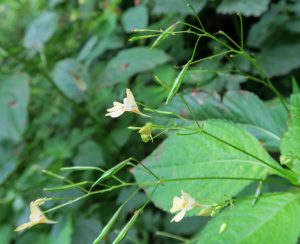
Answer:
xmin=105 ymin=88 xmax=147 ymax=118
xmin=170 ymin=190 xmax=197 ymax=222
xmin=15 ymin=198 xmax=57 ymax=232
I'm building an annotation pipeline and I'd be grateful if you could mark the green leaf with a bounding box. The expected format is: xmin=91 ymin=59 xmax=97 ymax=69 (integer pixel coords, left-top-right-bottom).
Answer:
xmin=51 ymin=216 xmax=73 ymax=244
xmin=52 ymin=58 xmax=89 ymax=102
xmin=121 ymin=6 xmax=148 ymax=33
xmin=73 ymin=140 xmax=104 ymax=166
xmin=161 ymin=90 xmax=286 ymax=151
xmin=217 ymin=0 xmax=270 ymax=17
xmin=23 ymin=11 xmax=59 ymax=49
xmin=280 ymin=94 xmax=300 ymax=173
xmin=134 ymin=120 xmax=279 ymax=215
xmin=73 ymin=216 xmax=102 ymax=244
xmin=0 ymin=144 xmax=18 ymax=184
xmin=99 ymin=47 xmax=169 ymax=85
xmin=257 ymin=43 xmax=300 ymax=77
xmin=193 ymin=192 xmax=300 ymax=244
xmin=0 ymin=224 xmax=12 ymax=244
xmin=153 ymin=0 xmax=208 ymax=15
xmin=0 ymin=74 xmax=30 ymax=143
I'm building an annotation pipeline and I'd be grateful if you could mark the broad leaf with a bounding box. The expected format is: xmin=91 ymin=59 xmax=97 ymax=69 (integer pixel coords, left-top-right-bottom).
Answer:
xmin=99 ymin=47 xmax=169 ymax=85
xmin=0 ymin=74 xmax=30 ymax=142
xmin=121 ymin=6 xmax=148 ymax=33
xmin=257 ymin=43 xmax=300 ymax=77
xmin=23 ymin=11 xmax=59 ymax=49
xmin=52 ymin=58 xmax=89 ymax=102
xmin=0 ymin=143 xmax=18 ymax=184
xmin=280 ymin=94 xmax=300 ymax=173
xmin=160 ymin=91 xmax=286 ymax=151
xmin=217 ymin=0 xmax=270 ymax=17
xmin=193 ymin=192 xmax=300 ymax=244
xmin=153 ymin=0 xmax=208 ymax=15
xmin=134 ymin=120 xmax=280 ymax=215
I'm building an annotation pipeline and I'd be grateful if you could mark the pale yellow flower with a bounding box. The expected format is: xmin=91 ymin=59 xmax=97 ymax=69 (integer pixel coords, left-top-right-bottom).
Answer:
xmin=170 ymin=190 xmax=196 ymax=222
xmin=105 ymin=88 xmax=147 ymax=118
xmin=15 ymin=198 xmax=57 ymax=232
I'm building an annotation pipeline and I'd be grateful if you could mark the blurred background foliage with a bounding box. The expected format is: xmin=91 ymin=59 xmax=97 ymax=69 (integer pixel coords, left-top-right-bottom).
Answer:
xmin=0 ymin=0 xmax=300 ymax=243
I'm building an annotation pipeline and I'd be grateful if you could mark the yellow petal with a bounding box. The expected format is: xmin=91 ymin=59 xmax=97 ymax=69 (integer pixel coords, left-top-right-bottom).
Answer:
xmin=105 ymin=102 xmax=125 ymax=118
xmin=170 ymin=209 xmax=186 ymax=222
xmin=15 ymin=222 xmax=35 ymax=232
xmin=170 ymin=196 xmax=184 ymax=213
xmin=29 ymin=201 xmax=44 ymax=222
xmin=181 ymin=191 xmax=196 ymax=211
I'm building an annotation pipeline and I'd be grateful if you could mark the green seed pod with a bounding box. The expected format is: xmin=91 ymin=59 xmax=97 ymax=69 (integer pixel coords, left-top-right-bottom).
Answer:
xmin=151 ymin=22 xmax=179 ymax=48
xmin=93 ymin=206 xmax=123 ymax=244
xmin=166 ymin=61 xmax=191 ymax=104
xmin=91 ymin=158 xmax=130 ymax=189
xmin=112 ymin=209 xmax=141 ymax=244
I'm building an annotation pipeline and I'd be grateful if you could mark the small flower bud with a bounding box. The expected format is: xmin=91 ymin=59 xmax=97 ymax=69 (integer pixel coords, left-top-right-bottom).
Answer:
xmin=138 ymin=123 xmax=153 ymax=143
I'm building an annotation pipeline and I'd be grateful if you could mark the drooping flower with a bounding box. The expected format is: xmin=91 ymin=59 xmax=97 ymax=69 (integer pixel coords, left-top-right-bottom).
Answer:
xmin=105 ymin=88 xmax=147 ymax=118
xmin=15 ymin=198 xmax=57 ymax=232
xmin=170 ymin=190 xmax=197 ymax=222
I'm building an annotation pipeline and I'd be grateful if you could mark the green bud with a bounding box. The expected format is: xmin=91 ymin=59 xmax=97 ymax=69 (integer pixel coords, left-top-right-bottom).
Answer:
xmin=138 ymin=123 xmax=153 ymax=143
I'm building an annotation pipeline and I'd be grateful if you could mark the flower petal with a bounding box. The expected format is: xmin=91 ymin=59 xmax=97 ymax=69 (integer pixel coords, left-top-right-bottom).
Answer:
xmin=171 ymin=209 xmax=186 ymax=222
xmin=15 ymin=222 xmax=35 ymax=232
xmin=181 ymin=191 xmax=196 ymax=211
xmin=105 ymin=102 xmax=125 ymax=118
xmin=170 ymin=196 xmax=184 ymax=213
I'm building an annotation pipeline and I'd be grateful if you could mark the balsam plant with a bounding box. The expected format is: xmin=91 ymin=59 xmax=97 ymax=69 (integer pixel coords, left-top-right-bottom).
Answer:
xmin=15 ymin=6 xmax=300 ymax=244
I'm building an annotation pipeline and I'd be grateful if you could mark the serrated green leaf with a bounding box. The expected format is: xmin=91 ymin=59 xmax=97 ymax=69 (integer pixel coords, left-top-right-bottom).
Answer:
xmin=99 ymin=47 xmax=169 ymax=85
xmin=193 ymin=192 xmax=300 ymax=244
xmin=134 ymin=120 xmax=280 ymax=216
xmin=0 ymin=74 xmax=30 ymax=143
xmin=217 ymin=0 xmax=270 ymax=17
xmin=280 ymin=94 xmax=300 ymax=173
